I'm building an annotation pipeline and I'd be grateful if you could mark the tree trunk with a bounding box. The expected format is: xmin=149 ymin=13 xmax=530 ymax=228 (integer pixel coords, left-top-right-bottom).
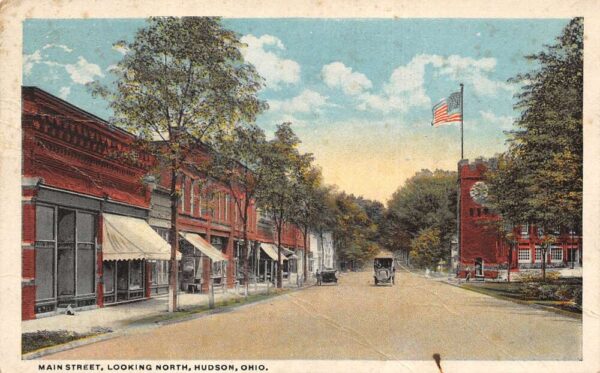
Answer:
xmin=276 ymin=224 xmax=283 ymax=289
xmin=507 ymin=244 xmax=513 ymax=283
xmin=242 ymin=217 xmax=249 ymax=298
xmin=303 ymin=226 xmax=308 ymax=286
xmin=319 ymin=230 xmax=325 ymax=271
xmin=541 ymin=245 xmax=547 ymax=282
xmin=168 ymin=167 xmax=179 ymax=313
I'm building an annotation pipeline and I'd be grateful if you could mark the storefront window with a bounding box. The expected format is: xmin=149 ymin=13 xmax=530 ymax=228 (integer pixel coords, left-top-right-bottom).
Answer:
xmin=103 ymin=261 xmax=115 ymax=294
xmin=35 ymin=206 xmax=55 ymax=300
xmin=77 ymin=212 xmax=95 ymax=295
xmin=57 ymin=209 xmax=75 ymax=297
xmin=129 ymin=260 xmax=143 ymax=290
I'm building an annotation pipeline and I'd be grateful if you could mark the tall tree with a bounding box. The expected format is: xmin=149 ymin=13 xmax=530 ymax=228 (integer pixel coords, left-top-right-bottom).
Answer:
xmin=331 ymin=192 xmax=380 ymax=268
xmin=289 ymin=164 xmax=325 ymax=283
xmin=486 ymin=18 xmax=583 ymax=281
xmin=384 ymin=169 xmax=457 ymax=268
xmin=90 ymin=17 xmax=265 ymax=311
xmin=257 ymin=123 xmax=307 ymax=288
xmin=202 ymin=124 xmax=270 ymax=296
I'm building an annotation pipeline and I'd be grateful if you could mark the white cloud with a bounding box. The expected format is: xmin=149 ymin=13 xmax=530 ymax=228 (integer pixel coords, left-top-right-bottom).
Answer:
xmin=321 ymin=62 xmax=372 ymax=96
xmin=240 ymin=34 xmax=300 ymax=89
xmin=268 ymin=89 xmax=330 ymax=114
xmin=23 ymin=50 xmax=42 ymax=76
xmin=64 ymin=57 xmax=104 ymax=85
xmin=357 ymin=54 xmax=513 ymax=114
xmin=58 ymin=86 xmax=71 ymax=99
xmin=43 ymin=44 xmax=73 ymax=53
xmin=112 ymin=44 xmax=129 ymax=55
xmin=479 ymin=110 xmax=515 ymax=130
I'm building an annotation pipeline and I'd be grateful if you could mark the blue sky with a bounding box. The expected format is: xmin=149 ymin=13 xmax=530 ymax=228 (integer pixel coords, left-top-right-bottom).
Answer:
xmin=23 ymin=18 xmax=570 ymax=202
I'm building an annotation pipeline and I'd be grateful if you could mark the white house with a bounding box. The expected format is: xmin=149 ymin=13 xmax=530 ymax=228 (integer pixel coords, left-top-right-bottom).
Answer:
xmin=309 ymin=231 xmax=335 ymax=273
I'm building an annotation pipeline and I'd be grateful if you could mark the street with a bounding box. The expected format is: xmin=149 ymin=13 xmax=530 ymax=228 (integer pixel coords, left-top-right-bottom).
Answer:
xmin=44 ymin=270 xmax=581 ymax=360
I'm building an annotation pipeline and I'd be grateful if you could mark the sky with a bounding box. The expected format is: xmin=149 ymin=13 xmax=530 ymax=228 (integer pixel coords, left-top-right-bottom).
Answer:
xmin=23 ymin=18 xmax=570 ymax=203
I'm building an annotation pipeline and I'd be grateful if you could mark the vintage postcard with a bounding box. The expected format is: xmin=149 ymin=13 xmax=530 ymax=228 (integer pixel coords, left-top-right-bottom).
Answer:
xmin=1 ymin=1 xmax=599 ymax=373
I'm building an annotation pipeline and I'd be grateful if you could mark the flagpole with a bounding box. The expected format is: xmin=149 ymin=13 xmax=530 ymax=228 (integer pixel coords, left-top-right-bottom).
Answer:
xmin=460 ymin=83 xmax=464 ymax=160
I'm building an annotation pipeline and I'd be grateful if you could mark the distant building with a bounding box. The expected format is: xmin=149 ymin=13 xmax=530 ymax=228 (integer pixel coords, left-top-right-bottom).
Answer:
xmin=457 ymin=159 xmax=582 ymax=279
xmin=309 ymin=231 xmax=335 ymax=273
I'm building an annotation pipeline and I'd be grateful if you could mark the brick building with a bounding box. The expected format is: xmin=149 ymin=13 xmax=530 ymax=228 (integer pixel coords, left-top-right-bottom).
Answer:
xmin=457 ymin=159 xmax=582 ymax=279
xmin=22 ymin=87 xmax=308 ymax=320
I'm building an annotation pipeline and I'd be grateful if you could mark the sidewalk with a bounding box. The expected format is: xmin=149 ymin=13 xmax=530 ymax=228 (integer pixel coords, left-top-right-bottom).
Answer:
xmin=23 ymin=278 xmax=314 ymax=335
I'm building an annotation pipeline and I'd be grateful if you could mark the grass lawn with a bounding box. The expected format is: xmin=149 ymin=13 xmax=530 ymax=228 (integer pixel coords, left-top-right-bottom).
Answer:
xmin=22 ymin=328 xmax=112 ymax=354
xmin=461 ymin=279 xmax=582 ymax=316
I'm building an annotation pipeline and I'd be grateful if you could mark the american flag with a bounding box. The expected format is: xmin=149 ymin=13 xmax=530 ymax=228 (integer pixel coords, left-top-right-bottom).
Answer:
xmin=432 ymin=92 xmax=462 ymax=127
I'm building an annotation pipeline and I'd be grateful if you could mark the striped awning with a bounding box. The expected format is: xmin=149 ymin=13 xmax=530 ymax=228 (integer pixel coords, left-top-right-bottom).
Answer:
xmin=102 ymin=213 xmax=181 ymax=261
xmin=180 ymin=232 xmax=228 ymax=262
xmin=260 ymin=243 xmax=288 ymax=263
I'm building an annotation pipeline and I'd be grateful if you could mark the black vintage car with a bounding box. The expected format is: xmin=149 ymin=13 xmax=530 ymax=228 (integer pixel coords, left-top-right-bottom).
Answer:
xmin=374 ymin=255 xmax=395 ymax=285
xmin=316 ymin=268 xmax=338 ymax=285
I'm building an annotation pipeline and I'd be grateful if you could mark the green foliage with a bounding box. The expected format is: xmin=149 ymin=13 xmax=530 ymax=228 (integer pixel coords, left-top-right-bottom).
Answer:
xmin=383 ymin=169 xmax=457 ymax=265
xmin=409 ymin=227 xmax=444 ymax=269
xmin=485 ymin=18 xmax=583 ymax=280
xmin=330 ymin=192 xmax=382 ymax=266
xmin=486 ymin=18 xmax=582 ymax=233
xmin=518 ymin=271 xmax=561 ymax=283
xmin=89 ymin=16 xmax=266 ymax=164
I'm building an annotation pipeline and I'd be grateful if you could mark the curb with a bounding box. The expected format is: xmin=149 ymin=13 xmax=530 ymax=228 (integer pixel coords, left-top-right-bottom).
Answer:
xmin=22 ymin=283 xmax=316 ymax=360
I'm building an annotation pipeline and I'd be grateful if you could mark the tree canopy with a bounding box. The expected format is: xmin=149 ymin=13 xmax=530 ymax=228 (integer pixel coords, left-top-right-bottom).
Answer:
xmin=383 ymin=169 xmax=457 ymax=268
xmin=486 ymin=18 xmax=583 ymax=233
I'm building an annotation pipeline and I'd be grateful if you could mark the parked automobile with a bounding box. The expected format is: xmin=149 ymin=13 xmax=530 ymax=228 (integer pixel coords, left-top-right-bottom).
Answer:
xmin=317 ymin=268 xmax=338 ymax=285
xmin=374 ymin=255 xmax=395 ymax=285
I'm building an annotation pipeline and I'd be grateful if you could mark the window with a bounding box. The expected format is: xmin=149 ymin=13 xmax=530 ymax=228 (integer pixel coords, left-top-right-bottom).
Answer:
xmin=180 ymin=175 xmax=186 ymax=211
xmin=518 ymin=249 xmax=531 ymax=262
xmin=535 ymin=247 xmax=548 ymax=261
xmin=76 ymin=212 xmax=96 ymax=295
xmin=36 ymin=206 xmax=97 ymax=304
xmin=520 ymin=224 xmax=529 ymax=237
xmin=469 ymin=208 xmax=474 ymax=217
xmin=483 ymin=208 xmax=489 ymax=215
xmin=103 ymin=261 xmax=115 ymax=294
xmin=129 ymin=260 xmax=143 ymax=290
xmin=190 ymin=180 xmax=195 ymax=215
xmin=477 ymin=208 xmax=481 ymax=217
xmin=551 ymin=248 xmax=563 ymax=261
xmin=225 ymin=194 xmax=229 ymax=222
xmin=57 ymin=209 xmax=75 ymax=297
xmin=35 ymin=206 xmax=55 ymax=301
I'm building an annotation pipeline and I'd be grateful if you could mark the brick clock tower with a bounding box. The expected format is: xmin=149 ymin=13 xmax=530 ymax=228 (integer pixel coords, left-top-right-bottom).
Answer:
xmin=458 ymin=159 xmax=506 ymax=279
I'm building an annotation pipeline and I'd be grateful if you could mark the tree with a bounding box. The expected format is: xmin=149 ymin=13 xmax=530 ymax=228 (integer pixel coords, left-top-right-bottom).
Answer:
xmin=331 ymin=192 xmax=380 ymax=268
xmin=409 ymin=227 xmax=444 ymax=270
xmin=384 ymin=169 xmax=457 ymax=268
xmin=90 ymin=17 xmax=265 ymax=311
xmin=257 ymin=123 xmax=308 ymax=288
xmin=289 ymin=164 xmax=326 ymax=283
xmin=202 ymin=124 xmax=270 ymax=296
xmin=486 ymin=18 xmax=583 ymax=281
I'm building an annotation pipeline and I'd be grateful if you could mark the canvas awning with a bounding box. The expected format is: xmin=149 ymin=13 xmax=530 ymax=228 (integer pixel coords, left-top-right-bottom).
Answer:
xmin=180 ymin=232 xmax=228 ymax=262
xmin=260 ymin=243 xmax=288 ymax=263
xmin=103 ymin=213 xmax=181 ymax=261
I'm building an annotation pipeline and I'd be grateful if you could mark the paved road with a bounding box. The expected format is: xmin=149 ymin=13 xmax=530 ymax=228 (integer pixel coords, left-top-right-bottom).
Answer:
xmin=45 ymin=270 xmax=581 ymax=360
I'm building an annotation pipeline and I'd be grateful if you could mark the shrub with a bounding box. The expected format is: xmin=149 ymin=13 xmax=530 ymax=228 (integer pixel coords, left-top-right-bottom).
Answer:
xmin=546 ymin=271 xmax=561 ymax=281
xmin=554 ymin=285 xmax=574 ymax=301
xmin=518 ymin=271 xmax=561 ymax=283
xmin=521 ymin=283 xmax=541 ymax=298
xmin=572 ymin=288 xmax=583 ymax=309
xmin=538 ymin=285 xmax=558 ymax=300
